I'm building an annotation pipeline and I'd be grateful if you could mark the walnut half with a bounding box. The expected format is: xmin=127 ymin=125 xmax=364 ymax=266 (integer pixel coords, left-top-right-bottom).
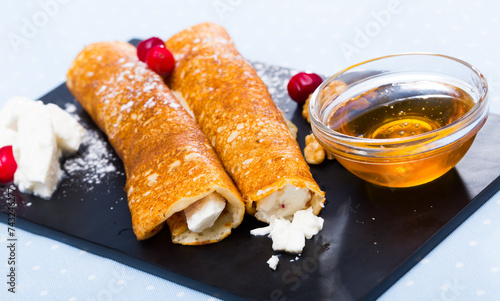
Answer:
xmin=304 ymin=134 xmax=325 ymax=165
xmin=302 ymin=95 xmax=312 ymax=123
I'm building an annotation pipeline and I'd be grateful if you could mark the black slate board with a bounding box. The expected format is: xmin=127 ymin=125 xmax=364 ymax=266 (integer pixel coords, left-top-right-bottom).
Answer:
xmin=2 ymin=42 xmax=500 ymax=300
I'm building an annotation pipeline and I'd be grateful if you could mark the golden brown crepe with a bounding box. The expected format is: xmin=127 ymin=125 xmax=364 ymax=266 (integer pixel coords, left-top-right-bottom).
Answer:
xmin=165 ymin=23 xmax=325 ymax=223
xmin=66 ymin=41 xmax=245 ymax=244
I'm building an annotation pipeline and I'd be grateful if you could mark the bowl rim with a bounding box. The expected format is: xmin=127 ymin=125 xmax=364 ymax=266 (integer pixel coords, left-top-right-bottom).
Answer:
xmin=309 ymin=52 xmax=489 ymax=153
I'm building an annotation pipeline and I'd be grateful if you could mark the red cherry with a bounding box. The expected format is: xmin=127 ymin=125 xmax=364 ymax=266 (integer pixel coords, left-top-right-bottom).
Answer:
xmin=0 ymin=146 xmax=17 ymax=184
xmin=145 ymin=46 xmax=175 ymax=76
xmin=287 ymin=72 xmax=323 ymax=104
xmin=137 ymin=37 xmax=165 ymax=62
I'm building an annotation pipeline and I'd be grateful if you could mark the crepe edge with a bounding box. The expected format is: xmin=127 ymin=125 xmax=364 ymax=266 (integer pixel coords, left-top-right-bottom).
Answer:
xmin=135 ymin=184 xmax=245 ymax=245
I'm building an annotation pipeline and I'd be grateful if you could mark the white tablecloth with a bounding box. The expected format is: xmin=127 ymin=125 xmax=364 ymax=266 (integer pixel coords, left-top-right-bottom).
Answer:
xmin=1 ymin=0 xmax=499 ymax=300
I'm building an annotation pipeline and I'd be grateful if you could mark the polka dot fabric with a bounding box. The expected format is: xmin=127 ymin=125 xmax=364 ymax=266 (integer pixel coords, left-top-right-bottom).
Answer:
xmin=0 ymin=229 xmax=220 ymax=300
xmin=380 ymin=189 xmax=500 ymax=300
xmin=1 ymin=0 xmax=500 ymax=299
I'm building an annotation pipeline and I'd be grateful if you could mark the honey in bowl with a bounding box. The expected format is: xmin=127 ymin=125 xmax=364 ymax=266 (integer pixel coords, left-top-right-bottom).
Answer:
xmin=309 ymin=53 xmax=492 ymax=189
xmin=328 ymin=81 xmax=475 ymax=139
xmin=323 ymin=80 xmax=478 ymax=187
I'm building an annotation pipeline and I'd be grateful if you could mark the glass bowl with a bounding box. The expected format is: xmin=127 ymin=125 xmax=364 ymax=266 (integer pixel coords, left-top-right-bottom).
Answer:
xmin=309 ymin=53 xmax=489 ymax=188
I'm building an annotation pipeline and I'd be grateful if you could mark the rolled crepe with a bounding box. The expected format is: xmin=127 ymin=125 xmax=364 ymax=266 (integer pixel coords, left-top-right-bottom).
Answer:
xmin=66 ymin=41 xmax=245 ymax=244
xmin=166 ymin=23 xmax=325 ymax=223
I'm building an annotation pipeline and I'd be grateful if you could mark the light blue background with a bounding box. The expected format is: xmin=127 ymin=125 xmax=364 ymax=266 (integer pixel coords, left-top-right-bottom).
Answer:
xmin=1 ymin=0 xmax=500 ymax=300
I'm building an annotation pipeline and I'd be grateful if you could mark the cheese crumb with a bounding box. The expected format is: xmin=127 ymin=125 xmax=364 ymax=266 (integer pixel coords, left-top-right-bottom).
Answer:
xmin=250 ymin=224 xmax=272 ymax=236
xmin=251 ymin=207 xmax=324 ymax=254
xmin=292 ymin=207 xmax=324 ymax=239
xmin=267 ymin=255 xmax=279 ymax=270
xmin=269 ymin=218 xmax=305 ymax=253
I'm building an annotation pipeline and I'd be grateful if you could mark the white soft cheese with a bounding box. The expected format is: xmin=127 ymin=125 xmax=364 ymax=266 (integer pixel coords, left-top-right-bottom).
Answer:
xmin=251 ymin=207 xmax=324 ymax=254
xmin=0 ymin=128 xmax=17 ymax=148
xmin=45 ymin=103 xmax=85 ymax=154
xmin=269 ymin=218 xmax=306 ymax=253
xmin=184 ymin=193 xmax=226 ymax=233
xmin=292 ymin=207 xmax=324 ymax=239
xmin=0 ymin=96 xmax=34 ymax=130
xmin=255 ymin=184 xmax=312 ymax=223
xmin=0 ymin=97 xmax=85 ymax=198
xmin=267 ymin=255 xmax=279 ymax=270
xmin=249 ymin=224 xmax=272 ymax=236
xmin=13 ymin=109 xmax=62 ymax=199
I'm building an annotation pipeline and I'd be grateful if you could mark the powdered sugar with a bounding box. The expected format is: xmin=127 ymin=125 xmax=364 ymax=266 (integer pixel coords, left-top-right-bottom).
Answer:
xmin=168 ymin=102 xmax=180 ymax=109
xmin=64 ymin=103 xmax=77 ymax=113
xmin=63 ymin=128 xmax=118 ymax=187
xmin=64 ymin=103 xmax=80 ymax=121
xmin=252 ymin=62 xmax=297 ymax=116
xmin=144 ymin=97 xmax=156 ymax=108
xmin=120 ymin=100 xmax=134 ymax=112
xmin=97 ymin=85 xmax=107 ymax=94
xmin=62 ymin=103 xmax=120 ymax=189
